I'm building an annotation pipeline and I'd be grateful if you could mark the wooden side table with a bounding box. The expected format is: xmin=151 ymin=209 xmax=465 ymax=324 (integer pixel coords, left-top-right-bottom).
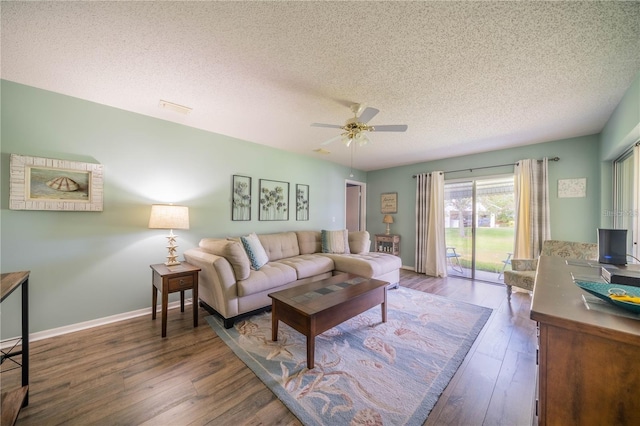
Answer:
xmin=375 ymin=234 xmax=400 ymax=256
xmin=150 ymin=262 xmax=201 ymax=337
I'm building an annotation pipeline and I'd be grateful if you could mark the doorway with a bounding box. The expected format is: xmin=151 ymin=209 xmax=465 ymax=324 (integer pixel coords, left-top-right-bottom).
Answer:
xmin=345 ymin=180 xmax=366 ymax=232
xmin=444 ymin=175 xmax=515 ymax=283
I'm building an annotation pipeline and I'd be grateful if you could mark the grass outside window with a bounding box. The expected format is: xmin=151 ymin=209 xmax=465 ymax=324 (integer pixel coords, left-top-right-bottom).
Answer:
xmin=445 ymin=227 xmax=514 ymax=273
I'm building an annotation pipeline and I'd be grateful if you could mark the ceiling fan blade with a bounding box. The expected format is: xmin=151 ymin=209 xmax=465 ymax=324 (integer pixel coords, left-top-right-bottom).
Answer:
xmin=320 ymin=134 xmax=343 ymax=145
xmin=371 ymin=124 xmax=408 ymax=132
xmin=311 ymin=123 xmax=343 ymax=129
xmin=358 ymin=107 xmax=379 ymax=123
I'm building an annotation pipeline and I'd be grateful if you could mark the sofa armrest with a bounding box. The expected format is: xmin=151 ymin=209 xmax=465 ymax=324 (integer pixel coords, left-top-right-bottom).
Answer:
xmin=184 ymin=248 xmax=240 ymax=319
xmin=511 ymin=258 xmax=538 ymax=271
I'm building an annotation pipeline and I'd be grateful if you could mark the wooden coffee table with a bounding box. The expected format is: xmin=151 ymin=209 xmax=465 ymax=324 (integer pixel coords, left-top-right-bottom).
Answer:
xmin=268 ymin=274 xmax=388 ymax=369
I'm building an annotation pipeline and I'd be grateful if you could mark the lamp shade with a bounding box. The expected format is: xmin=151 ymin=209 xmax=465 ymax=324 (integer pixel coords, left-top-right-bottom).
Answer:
xmin=383 ymin=214 xmax=394 ymax=224
xmin=148 ymin=204 xmax=190 ymax=230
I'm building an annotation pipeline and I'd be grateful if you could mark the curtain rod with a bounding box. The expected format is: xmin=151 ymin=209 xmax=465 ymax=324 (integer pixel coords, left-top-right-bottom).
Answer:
xmin=412 ymin=156 xmax=560 ymax=178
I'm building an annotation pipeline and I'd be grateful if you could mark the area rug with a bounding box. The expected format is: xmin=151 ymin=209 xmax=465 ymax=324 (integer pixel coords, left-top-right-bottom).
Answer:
xmin=206 ymin=286 xmax=492 ymax=426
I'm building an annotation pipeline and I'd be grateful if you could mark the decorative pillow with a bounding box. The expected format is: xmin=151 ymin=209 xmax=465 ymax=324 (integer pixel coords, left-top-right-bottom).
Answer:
xmin=348 ymin=231 xmax=370 ymax=254
xmin=240 ymin=232 xmax=269 ymax=270
xmin=199 ymin=238 xmax=251 ymax=281
xmin=321 ymin=229 xmax=351 ymax=254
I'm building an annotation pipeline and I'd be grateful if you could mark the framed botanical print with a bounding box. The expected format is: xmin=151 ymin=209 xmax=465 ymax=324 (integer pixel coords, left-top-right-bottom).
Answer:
xmin=259 ymin=179 xmax=289 ymax=221
xmin=296 ymin=184 xmax=309 ymax=221
xmin=232 ymin=175 xmax=251 ymax=221
xmin=558 ymin=178 xmax=586 ymax=198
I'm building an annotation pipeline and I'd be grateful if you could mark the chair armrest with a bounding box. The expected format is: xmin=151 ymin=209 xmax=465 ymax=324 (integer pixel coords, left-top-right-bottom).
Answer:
xmin=511 ymin=258 xmax=538 ymax=271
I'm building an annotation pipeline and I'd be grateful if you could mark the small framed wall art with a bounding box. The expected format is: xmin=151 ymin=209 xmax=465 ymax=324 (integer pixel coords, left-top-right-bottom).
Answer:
xmin=232 ymin=175 xmax=251 ymax=221
xmin=259 ymin=179 xmax=289 ymax=221
xmin=296 ymin=184 xmax=309 ymax=221
xmin=558 ymin=178 xmax=586 ymax=198
xmin=380 ymin=192 xmax=398 ymax=214
xmin=9 ymin=154 xmax=104 ymax=211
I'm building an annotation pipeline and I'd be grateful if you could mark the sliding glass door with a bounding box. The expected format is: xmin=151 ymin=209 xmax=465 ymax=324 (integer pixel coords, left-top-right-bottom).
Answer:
xmin=444 ymin=175 xmax=515 ymax=283
xmin=613 ymin=144 xmax=639 ymax=259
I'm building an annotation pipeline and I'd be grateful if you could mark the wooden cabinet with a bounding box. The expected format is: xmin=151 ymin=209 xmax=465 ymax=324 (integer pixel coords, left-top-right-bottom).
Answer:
xmin=530 ymin=256 xmax=640 ymax=425
xmin=375 ymin=234 xmax=400 ymax=256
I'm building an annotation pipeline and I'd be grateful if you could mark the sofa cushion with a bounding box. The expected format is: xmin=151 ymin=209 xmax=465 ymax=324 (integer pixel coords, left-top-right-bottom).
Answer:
xmin=236 ymin=262 xmax=297 ymax=297
xmin=323 ymin=252 xmax=401 ymax=278
xmin=199 ymin=238 xmax=251 ymax=281
xmin=240 ymin=232 xmax=269 ymax=270
xmin=258 ymin=232 xmax=300 ymax=261
xmin=321 ymin=229 xmax=350 ymax=254
xmin=296 ymin=231 xmax=322 ymax=255
xmin=348 ymin=231 xmax=371 ymax=254
xmin=276 ymin=254 xmax=334 ymax=279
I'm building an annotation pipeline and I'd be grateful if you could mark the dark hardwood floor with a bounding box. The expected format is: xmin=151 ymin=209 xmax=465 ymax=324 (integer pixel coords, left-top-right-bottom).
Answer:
xmin=3 ymin=270 xmax=537 ymax=425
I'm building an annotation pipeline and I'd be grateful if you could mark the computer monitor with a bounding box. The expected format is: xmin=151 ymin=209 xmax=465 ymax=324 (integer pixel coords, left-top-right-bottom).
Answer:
xmin=598 ymin=228 xmax=627 ymax=265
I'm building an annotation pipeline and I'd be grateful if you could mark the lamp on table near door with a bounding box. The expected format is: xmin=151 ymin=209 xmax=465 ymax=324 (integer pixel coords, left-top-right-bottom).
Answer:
xmin=148 ymin=204 xmax=190 ymax=266
xmin=383 ymin=214 xmax=394 ymax=235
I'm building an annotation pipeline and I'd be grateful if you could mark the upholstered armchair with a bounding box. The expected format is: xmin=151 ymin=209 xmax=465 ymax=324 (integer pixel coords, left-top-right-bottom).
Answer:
xmin=503 ymin=240 xmax=598 ymax=300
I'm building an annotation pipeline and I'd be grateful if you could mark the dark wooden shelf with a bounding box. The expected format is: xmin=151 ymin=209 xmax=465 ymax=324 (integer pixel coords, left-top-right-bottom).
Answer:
xmin=1 ymin=271 xmax=30 ymax=418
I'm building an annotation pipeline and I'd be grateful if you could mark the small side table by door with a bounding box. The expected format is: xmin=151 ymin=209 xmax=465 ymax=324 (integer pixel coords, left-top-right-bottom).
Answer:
xmin=150 ymin=262 xmax=201 ymax=337
xmin=375 ymin=234 xmax=400 ymax=256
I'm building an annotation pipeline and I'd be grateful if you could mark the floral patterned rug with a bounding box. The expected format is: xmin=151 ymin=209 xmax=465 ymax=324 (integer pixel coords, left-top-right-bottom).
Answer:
xmin=206 ymin=286 xmax=492 ymax=426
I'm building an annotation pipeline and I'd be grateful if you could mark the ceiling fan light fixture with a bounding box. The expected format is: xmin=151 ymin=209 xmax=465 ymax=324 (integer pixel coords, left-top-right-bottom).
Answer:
xmin=312 ymin=103 xmax=406 ymax=148
xmin=354 ymin=131 xmax=369 ymax=146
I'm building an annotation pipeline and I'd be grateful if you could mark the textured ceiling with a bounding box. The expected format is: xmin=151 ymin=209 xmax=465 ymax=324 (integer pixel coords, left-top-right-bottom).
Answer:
xmin=2 ymin=1 xmax=639 ymax=171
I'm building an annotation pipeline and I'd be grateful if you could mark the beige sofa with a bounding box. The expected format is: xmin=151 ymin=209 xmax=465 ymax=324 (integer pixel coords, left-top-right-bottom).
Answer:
xmin=184 ymin=230 xmax=401 ymax=328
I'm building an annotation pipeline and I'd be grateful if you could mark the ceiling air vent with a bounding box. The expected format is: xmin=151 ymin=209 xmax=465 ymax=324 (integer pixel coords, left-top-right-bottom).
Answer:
xmin=158 ymin=100 xmax=192 ymax=115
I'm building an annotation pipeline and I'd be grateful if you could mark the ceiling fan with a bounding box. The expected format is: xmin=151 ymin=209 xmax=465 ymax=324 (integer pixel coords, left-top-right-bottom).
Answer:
xmin=311 ymin=103 xmax=408 ymax=147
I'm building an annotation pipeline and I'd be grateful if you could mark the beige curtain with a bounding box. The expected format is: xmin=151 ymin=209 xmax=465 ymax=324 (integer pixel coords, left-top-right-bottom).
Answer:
xmin=514 ymin=158 xmax=550 ymax=258
xmin=634 ymin=144 xmax=640 ymax=259
xmin=415 ymin=172 xmax=447 ymax=276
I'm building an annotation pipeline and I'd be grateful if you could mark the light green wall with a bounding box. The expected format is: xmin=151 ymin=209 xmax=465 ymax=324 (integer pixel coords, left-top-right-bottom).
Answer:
xmin=0 ymin=80 xmax=365 ymax=337
xmin=366 ymin=136 xmax=601 ymax=268
xmin=3 ymin=69 xmax=639 ymax=337
xmin=366 ymin=71 xmax=640 ymax=269
xmin=600 ymin=70 xmax=640 ymax=161
xmin=599 ymin=70 xmax=640 ymax=227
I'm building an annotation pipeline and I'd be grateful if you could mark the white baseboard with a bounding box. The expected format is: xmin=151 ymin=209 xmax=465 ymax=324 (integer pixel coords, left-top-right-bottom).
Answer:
xmin=401 ymin=265 xmax=416 ymax=271
xmin=0 ymin=299 xmax=193 ymax=348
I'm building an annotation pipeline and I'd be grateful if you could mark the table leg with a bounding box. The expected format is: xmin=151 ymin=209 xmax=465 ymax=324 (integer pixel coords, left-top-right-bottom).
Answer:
xmin=192 ymin=276 xmax=199 ymax=328
xmin=307 ymin=335 xmax=315 ymax=369
xmin=271 ymin=302 xmax=278 ymax=341
xmin=180 ymin=290 xmax=185 ymax=312
xmin=381 ymin=287 xmax=387 ymax=323
xmin=152 ymin=285 xmax=157 ymax=320
xmin=307 ymin=317 xmax=315 ymax=369
xmin=162 ymin=282 xmax=168 ymax=338
xmin=22 ymin=278 xmax=29 ymax=406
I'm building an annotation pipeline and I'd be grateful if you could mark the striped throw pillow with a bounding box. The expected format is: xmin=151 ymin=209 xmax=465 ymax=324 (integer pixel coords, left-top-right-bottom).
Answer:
xmin=321 ymin=229 xmax=351 ymax=254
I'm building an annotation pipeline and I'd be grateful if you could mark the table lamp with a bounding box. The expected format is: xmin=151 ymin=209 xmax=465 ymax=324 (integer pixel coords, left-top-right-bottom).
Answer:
xmin=148 ymin=204 xmax=190 ymax=266
xmin=383 ymin=214 xmax=394 ymax=235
